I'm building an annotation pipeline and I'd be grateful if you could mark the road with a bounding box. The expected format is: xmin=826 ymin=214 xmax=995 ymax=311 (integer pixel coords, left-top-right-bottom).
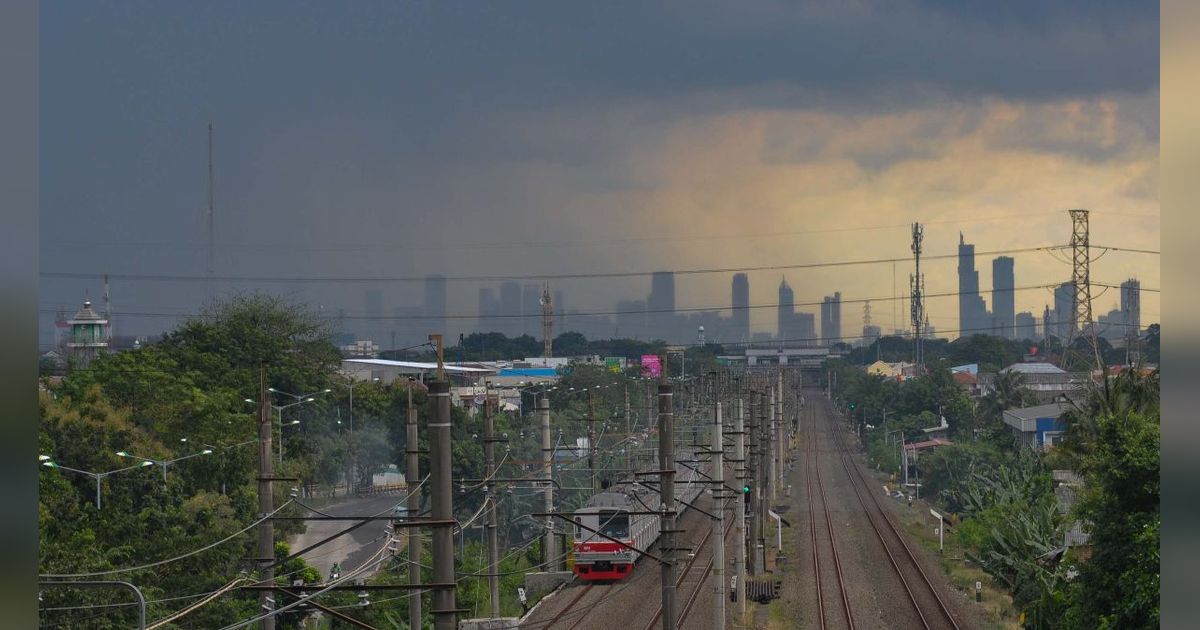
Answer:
xmin=287 ymin=493 xmax=410 ymax=580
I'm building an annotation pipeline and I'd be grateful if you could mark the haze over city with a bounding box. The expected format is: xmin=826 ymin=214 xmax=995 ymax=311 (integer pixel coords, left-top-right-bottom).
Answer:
xmin=39 ymin=1 xmax=1158 ymax=348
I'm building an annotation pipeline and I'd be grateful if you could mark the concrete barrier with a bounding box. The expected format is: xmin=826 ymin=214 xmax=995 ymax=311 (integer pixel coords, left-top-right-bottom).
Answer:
xmin=459 ymin=618 xmax=520 ymax=630
xmin=523 ymin=571 xmax=573 ymax=600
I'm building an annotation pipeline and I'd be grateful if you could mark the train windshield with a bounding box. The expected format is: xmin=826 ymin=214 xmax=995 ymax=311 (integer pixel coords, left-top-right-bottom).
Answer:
xmin=597 ymin=511 xmax=629 ymax=539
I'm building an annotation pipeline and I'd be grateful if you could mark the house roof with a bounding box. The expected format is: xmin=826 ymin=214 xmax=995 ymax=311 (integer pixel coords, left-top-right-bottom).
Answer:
xmin=1004 ymin=401 xmax=1071 ymax=422
xmin=903 ymin=438 xmax=952 ymax=451
xmin=953 ymin=372 xmax=978 ymax=385
xmin=1002 ymin=362 xmax=1066 ymax=375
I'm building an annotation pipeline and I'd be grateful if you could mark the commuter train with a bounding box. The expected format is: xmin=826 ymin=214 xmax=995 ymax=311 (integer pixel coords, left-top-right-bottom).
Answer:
xmin=570 ymin=457 xmax=705 ymax=582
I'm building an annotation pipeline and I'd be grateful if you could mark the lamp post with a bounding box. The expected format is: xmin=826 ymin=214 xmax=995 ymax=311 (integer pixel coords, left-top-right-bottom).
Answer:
xmin=114 ymin=447 xmax=213 ymax=484
xmin=40 ymin=458 xmax=155 ymax=509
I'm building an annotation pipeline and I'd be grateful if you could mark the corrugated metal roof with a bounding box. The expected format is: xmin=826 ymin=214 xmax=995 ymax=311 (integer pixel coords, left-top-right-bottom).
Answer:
xmin=1003 ymin=362 xmax=1066 ymax=374
xmin=1004 ymin=401 xmax=1071 ymax=422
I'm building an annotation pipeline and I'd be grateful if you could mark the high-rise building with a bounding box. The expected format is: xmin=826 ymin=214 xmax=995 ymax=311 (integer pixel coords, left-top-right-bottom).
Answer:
xmin=616 ymin=299 xmax=648 ymax=340
xmin=499 ymin=281 xmax=521 ymax=337
xmin=1015 ymin=311 xmax=1037 ymax=340
xmin=958 ymin=233 xmax=989 ymax=337
xmin=1047 ymin=282 xmax=1076 ymax=340
xmin=992 ymin=256 xmax=1015 ymax=338
xmin=477 ymin=287 xmax=499 ymax=333
xmin=777 ymin=277 xmax=795 ymax=341
xmin=1120 ymin=279 xmax=1141 ymax=338
xmin=647 ymin=271 xmax=676 ymax=341
xmin=796 ymin=312 xmax=816 ymax=346
xmin=821 ymin=292 xmax=842 ymax=346
xmin=424 ymin=275 xmax=447 ymax=336
xmin=731 ymin=273 xmax=750 ymax=343
xmin=522 ymin=284 xmax=541 ymax=337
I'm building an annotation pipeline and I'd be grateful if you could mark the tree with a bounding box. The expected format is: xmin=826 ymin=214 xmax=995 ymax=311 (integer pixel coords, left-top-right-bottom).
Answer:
xmin=1056 ymin=374 xmax=1159 ymax=629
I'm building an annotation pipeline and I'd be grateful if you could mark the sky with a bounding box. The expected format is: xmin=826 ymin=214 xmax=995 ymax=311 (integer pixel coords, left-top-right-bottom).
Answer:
xmin=38 ymin=1 xmax=1160 ymax=347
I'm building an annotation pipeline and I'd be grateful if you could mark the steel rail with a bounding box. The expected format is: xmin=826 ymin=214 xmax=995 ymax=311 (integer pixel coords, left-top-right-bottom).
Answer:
xmin=825 ymin=399 xmax=960 ymax=630
xmin=814 ymin=403 xmax=856 ymax=629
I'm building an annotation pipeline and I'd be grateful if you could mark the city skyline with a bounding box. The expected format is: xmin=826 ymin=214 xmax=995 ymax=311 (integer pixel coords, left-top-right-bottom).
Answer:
xmin=38 ymin=3 xmax=1159 ymax=348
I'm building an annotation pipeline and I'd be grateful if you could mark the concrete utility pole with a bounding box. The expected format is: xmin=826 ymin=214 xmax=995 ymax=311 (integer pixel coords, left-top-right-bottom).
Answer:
xmin=734 ymin=397 xmax=747 ymax=617
xmin=756 ymin=390 xmax=768 ymax=571
xmin=405 ymin=379 xmax=422 ymax=630
xmin=588 ymin=389 xmax=598 ymax=494
xmin=776 ymin=371 xmax=785 ymax=490
xmin=711 ymin=395 xmax=726 ymax=629
xmin=483 ymin=383 xmax=500 ymax=618
xmin=429 ymin=378 xmax=456 ymax=630
xmin=768 ymin=386 xmax=776 ymax=502
xmin=624 ymin=384 xmax=632 ymax=473
xmin=538 ymin=394 xmax=557 ymax=571
xmin=658 ymin=383 xmax=677 ymax=630
xmin=746 ymin=391 xmax=759 ymax=575
xmin=256 ymin=364 xmax=276 ymax=630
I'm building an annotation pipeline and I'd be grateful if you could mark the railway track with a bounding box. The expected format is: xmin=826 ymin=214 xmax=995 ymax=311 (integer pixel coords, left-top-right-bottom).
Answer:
xmin=807 ymin=403 xmax=855 ymax=630
xmin=823 ymin=399 xmax=961 ymax=630
xmin=641 ymin=503 xmax=735 ymax=630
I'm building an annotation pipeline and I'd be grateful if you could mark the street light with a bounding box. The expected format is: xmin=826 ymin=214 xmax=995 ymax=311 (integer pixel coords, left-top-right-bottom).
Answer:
xmin=341 ymin=377 xmax=380 ymax=494
xmin=248 ymin=392 xmax=325 ymax=463
xmin=41 ymin=457 xmax=155 ymax=508
xmin=115 ymin=448 xmax=213 ymax=484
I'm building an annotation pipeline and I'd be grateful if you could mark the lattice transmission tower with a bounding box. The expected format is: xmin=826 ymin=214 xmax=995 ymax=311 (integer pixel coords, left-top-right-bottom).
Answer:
xmin=1061 ymin=209 xmax=1102 ymax=371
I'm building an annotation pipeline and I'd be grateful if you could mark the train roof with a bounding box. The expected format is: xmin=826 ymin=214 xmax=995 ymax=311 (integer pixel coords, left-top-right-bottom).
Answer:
xmin=583 ymin=491 xmax=634 ymax=510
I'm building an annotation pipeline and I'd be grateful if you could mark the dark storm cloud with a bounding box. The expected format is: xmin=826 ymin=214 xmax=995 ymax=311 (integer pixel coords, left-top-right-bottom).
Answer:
xmin=38 ymin=1 xmax=1158 ymax=344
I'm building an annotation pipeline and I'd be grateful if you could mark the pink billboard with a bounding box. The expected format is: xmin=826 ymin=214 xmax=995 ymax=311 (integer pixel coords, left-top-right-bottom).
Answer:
xmin=640 ymin=354 xmax=662 ymax=378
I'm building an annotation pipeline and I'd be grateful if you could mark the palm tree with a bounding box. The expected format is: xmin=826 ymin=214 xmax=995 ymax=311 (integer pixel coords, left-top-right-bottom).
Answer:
xmin=981 ymin=370 xmax=1037 ymax=420
xmin=1060 ymin=368 xmax=1158 ymax=458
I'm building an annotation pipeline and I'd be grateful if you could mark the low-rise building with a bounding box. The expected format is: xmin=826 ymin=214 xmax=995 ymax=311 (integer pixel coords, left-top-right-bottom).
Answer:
xmin=1002 ymin=401 xmax=1071 ymax=451
xmin=978 ymin=362 xmax=1087 ymax=403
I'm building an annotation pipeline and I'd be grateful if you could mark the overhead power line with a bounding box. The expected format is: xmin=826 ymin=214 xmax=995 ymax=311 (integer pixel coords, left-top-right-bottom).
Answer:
xmin=40 ymin=281 xmax=1156 ymax=322
xmin=40 ymin=244 xmax=1076 ymax=284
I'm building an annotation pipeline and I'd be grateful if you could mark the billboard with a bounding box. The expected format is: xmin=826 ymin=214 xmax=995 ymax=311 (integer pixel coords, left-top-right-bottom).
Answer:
xmin=640 ymin=354 xmax=662 ymax=378
xmin=605 ymin=357 xmax=622 ymax=374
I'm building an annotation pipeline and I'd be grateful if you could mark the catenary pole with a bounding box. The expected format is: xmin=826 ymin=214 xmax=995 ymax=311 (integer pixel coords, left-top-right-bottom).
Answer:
xmin=483 ymin=383 xmax=500 ymax=617
xmin=712 ymin=394 xmax=726 ymax=629
xmin=746 ymin=390 xmax=759 ymax=575
xmin=429 ymin=376 xmax=456 ymax=630
xmin=658 ymin=382 xmax=677 ymax=630
xmin=734 ymin=396 xmax=748 ymax=617
xmin=768 ymin=385 xmax=776 ymax=502
xmin=405 ymin=379 xmax=422 ymax=630
xmin=539 ymin=394 xmax=557 ymax=571
xmin=256 ymin=364 xmax=276 ymax=630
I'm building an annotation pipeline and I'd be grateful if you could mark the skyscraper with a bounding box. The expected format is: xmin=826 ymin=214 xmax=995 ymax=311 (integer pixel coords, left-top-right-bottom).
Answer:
xmin=1015 ymin=312 xmax=1037 ymax=340
xmin=958 ymin=233 xmax=989 ymax=337
xmin=796 ymin=312 xmax=816 ymax=346
xmin=1053 ymin=281 xmax=1076 ymax=340
xmin=1121 ymin=279 xmax=1141 ymax=338
xmin=992 ymin=256 xmax=1015 ymax=338
xmin=424 ymin=275 xmax=447 ymax=336
xmin=477 ymin=287 xmax=499 ymax=333
xmin=731 ymin=273 xmax=750 ymax=344
xmin=647 ymin=271 xmax=676 ymax=341
xmin=522 ymin=284 xmax=541 ymax=337
xmin=499 ymin=281 xmax=521 ymax=337
xmin=777 ymin=278 xmax=795 ymax=342
xmin=821 ymin=292 xmax=842 ymax=346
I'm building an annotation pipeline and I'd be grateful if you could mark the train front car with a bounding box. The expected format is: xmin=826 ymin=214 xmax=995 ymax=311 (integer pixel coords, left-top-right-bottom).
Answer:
xmin=571 ymin=492 xmax=640 ymax=582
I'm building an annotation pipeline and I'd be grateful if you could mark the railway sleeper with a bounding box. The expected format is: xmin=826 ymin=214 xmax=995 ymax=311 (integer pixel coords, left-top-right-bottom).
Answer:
xmin=743 ymin=577 xmax=783 ymax=604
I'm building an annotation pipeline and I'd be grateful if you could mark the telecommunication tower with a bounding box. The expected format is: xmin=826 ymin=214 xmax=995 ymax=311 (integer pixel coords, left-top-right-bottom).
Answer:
xmin=909 ymin=223 xmax=925 ymax=369
xmin=540 ymin=285 xmax=553 ymax=358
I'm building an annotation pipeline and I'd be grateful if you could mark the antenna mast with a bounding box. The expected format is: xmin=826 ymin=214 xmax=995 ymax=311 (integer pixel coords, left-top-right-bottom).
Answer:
xmin=540 ymin=285 xmax=553 ymax=358
xmin=207 ymin=123 xmax=215 ymax=297
xmin=910 ymin=223 xmax=925 ymax=370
